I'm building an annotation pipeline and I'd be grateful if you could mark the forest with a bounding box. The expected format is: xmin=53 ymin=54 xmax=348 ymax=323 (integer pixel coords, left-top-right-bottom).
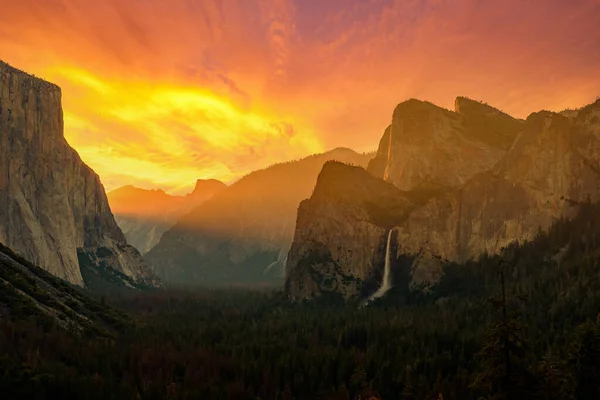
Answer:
xmin=1 ymin=203 xmax=600 ymax=399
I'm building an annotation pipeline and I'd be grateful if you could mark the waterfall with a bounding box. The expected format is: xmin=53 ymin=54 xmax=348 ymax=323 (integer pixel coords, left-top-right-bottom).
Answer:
xmin=369 ymin=228 xmax=394 ymax=301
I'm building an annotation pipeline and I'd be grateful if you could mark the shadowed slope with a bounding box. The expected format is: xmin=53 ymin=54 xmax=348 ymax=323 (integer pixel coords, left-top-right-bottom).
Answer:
xmin=146 ymin=148 xmax=374 ymax=286
xmin=0 ymin=242 xmax=130 ymax=336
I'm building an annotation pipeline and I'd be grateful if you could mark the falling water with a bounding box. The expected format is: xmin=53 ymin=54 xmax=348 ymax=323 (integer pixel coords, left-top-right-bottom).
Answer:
xmin=369 ymin=228 xmax=394 ymax=301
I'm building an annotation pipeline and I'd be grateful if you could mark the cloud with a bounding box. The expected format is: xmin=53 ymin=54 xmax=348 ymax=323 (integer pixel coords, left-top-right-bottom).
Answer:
xmin=259 ymin=0 xmax=297 ymax=80
xmin=0 ymin=0 xmax=599 ymax=193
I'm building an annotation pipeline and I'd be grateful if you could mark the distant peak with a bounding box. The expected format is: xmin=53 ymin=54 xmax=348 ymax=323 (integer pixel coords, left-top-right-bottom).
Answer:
xmin=190 ymin=179 xmax=227 ymax=196
xmin=109 ymin=185 xmax=137 ymax=194
xmin=108 ymin=185 xmax=169 ymax=198
xmin=326 ymin=147 xmax=357 ymax=155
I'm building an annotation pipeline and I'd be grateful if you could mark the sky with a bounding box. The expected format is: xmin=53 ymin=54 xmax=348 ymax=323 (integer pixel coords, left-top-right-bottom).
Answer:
xmin=1 ymin=0 xmax=599 ymax=194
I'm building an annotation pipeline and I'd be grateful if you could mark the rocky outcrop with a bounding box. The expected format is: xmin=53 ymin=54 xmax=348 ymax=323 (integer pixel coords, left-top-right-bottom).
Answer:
xmin=0 ymin=60 xmax=160 ymax=288
xmin=187 ymin=179 xmax=227 ymax=203
xmin=367 ymin=97 xmax=523 ymax=191
xmin=108 ymin=179 xmax=226 ymax=254
xmin=146 ymin=148 xmax=374 ymax=286
xmin=396 ymin=105 xmax=600 ymax=267
xmin=285 ymin=162 xmax=414 ymax=300
xmin=286 ymin=97 xmax=600 ymax=300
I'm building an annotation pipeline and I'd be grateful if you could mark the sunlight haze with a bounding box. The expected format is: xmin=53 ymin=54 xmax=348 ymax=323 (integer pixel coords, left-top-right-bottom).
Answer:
xmin=1 ymin=0 xmax=599 ymax=193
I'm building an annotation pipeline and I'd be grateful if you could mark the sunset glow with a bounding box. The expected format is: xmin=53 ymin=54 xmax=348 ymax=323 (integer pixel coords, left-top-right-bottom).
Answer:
xmin=1 ymin=0 xmax=599 ymax=193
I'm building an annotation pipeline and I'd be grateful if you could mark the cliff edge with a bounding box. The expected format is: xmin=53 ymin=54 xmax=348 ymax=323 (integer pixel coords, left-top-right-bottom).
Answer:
xmin=0 ymin=60 xmax=160 ymax=288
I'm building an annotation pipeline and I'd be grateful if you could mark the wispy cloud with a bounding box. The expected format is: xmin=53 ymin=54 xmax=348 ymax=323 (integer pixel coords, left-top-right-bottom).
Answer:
xmin=1 ymin=0 xmax=599 ymax=193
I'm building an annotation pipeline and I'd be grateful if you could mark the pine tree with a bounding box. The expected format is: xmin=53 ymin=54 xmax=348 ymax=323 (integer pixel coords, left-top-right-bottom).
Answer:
xmin=471 ymin=260 xmax=536 ymax=399
xmin=565 ymin=321 xmax=600 ymax=399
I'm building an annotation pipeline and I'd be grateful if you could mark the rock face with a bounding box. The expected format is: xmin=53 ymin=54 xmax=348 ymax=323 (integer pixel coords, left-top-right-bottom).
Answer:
xmin=108 ymin=179 xmax=226 ymax=254
xmin=396 ymin=105 xmax=600 ymax=266
xmin=286 ymin=97 xmax=600 ymax=300
xmin=0 ymin=60 xmax=160 ymax=288
xmin=367 ymin=97 xmax=523 ymax=191
xmin=285 ymin=162 xmax=414 ymax=300
xmin=146 ymin=148 xmax=374 ymax=286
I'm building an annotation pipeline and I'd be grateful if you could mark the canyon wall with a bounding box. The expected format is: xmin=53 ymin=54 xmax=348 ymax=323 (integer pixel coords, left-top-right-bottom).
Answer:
xmin=0 ymin=60 xmax=160 ymax=288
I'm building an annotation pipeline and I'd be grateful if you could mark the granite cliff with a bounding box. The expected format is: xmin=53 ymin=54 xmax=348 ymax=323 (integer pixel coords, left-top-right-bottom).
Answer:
xmin=367 ymin=97 xmax=523 ymax=191
xmin=0 ymin=60 xmax=160 ymax=289
xmin=146 ymin=148 xmax=373 ymax=286
xmin=108 ymin=179 xmax=226 ymax=254
xmin=286 ymin=97 xmax=600 ymax=300
xmin=395 ymin=103 xmax=600 ymax=273
xmin=285 ymin=162 xmax=415 ymax=300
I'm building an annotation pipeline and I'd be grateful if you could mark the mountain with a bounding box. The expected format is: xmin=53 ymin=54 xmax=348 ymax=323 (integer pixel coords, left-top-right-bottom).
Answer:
xmin=0 ymin=60 xmax=160 ymax=289
xmin=108 ymin=179 xmax=226 ymax=254
xmin=146 ymin=148 xmax=374 ymax=286
xmin=367 ymin=97 xmax=523 ymax=191
xmin=0 ymin=241 xmax=129 ymax=336
xmin=395 ymin=106 xmax=600 ymax=263
xmin=286 ymin=97 xmax=600 ymax=300
xmin=285 ymin=161 xmax=416 ymax=299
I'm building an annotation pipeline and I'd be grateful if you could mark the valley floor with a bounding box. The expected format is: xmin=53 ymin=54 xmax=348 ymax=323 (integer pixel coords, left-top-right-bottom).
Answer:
xmin=0 ymin=282 xmax=599 ymax=400
xmin=3 ymin=203 xmax=600 ymax=399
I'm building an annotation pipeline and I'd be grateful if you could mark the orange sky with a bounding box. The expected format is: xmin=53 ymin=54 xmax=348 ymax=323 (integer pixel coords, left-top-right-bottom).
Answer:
xmin=1 ymin=0 xmax=599 ymax=194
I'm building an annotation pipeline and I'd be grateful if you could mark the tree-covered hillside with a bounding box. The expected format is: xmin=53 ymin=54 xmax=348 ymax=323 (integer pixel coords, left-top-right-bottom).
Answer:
xmin=0 ymin=242 xmax=130 ymax=337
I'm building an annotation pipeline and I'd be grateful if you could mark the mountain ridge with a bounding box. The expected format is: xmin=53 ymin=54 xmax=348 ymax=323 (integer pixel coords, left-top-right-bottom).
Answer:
xmin=108 ymin=179 xmax=226 ymax=254
xmin=146 ymin=148 xmax=375 ymax=286
xmin=0 ymin=241 xmax=130 ymax=336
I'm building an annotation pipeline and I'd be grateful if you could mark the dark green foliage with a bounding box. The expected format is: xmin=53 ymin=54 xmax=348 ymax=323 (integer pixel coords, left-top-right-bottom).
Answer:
xmin=461 ymin=108 xmax=523 ymax=150
xmin=363 ymin=199 xmax=410 ymax=228
xmin=2 ymin=203 xmax=600 ymax=398
xmin=77 ymin=248 xmax=156 ymax=295
xmin=0 ymin=242 xmax=131 ymax=336
xmin=402 ymin=187 xmax=449 ymax=206
xmin=95 ymin=247 xmax=113 ymax=258
xmin=296 ymin=242 xmax=361 ymax=295
xmin=471 ymin=282 xmax=537 ymax=399
xmin=150 ymin=245 xmax=283 ymax=288
xmin=296 ymin=241 xmax=334 ymax=272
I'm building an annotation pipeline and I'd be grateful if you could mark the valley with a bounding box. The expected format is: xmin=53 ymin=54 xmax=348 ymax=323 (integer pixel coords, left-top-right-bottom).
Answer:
xmin=2 ymin=202 xmax=600 ymax=399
